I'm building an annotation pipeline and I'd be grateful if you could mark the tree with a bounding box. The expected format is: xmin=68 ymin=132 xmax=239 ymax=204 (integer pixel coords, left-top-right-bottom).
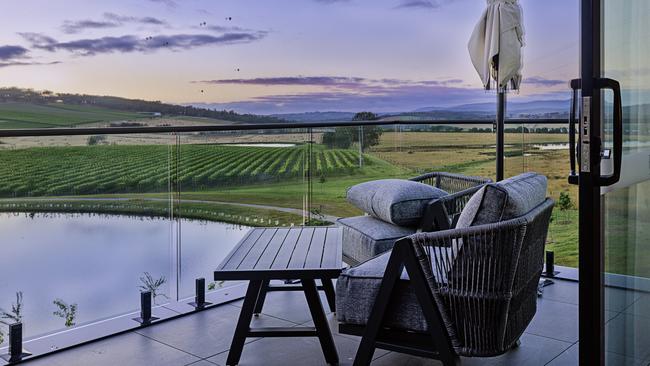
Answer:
xmin=352 ymin=112 xmax=383 ymax=149
xmin=352 ymin=112 xmax=379 ymax=121
xmin=53 ymin=299 xmax=78 ymax=327
xmin=322 ymin=128 xmax=353 ymax=149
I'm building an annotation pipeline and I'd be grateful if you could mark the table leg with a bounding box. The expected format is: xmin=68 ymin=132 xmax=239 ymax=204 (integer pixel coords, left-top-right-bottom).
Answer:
xmin=302 ymin=278 xmax=339 ymax=365
xmin=226 ymin=280 xmax=263 ymax=366
xmin=321 ymin=278 xmax=336 ymax=313
xmin=254 ymin=279 xmax=270 ymax=316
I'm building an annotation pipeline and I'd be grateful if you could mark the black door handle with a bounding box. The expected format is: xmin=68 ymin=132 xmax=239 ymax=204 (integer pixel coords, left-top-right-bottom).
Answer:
xmin=595 ymin=78 xmax=623 ymax=186
xmin=568 ymin=79 xmax=580 ymax=185
xmin=567 ymin=78 xmax=622 ymax=187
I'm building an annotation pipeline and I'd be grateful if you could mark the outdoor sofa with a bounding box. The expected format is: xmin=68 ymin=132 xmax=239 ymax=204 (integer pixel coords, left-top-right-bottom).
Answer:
xmin=336 ymin=172 xmax=555 ymax=365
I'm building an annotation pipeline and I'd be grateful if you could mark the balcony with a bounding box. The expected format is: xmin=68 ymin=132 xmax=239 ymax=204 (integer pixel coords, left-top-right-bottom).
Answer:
xmin=0 ymin=120 xmax=615 ymax=365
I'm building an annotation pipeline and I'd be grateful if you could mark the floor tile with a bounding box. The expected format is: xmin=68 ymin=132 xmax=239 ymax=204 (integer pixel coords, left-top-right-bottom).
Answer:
xmin=605 ymin=287 xmax=642 ymax=313
xmin=372 ymin=333 xmax=570 ymax=366
xmin=231 ymin=289 xmax=332 ymax=324
xmin=136 ymin=303 xmax=295 ymax=359
xmin=24 ymin=333 xmax=199 ymax=366
xmin=526 ymin=299 xmax=578 ymax=343
xmin=622 ymin=293 xmax=650 ymax=317
xmin=208 ymin=332 xmax=385 ymax=366
xmin=540 ymin=280 xmax=578 ymax=305
xmin=186 ymin=361 xmax=218 ymax=366
xmin=605 ymin=313 xmax=650 ymax=361
xmin=547 ymin=342 xmax=643 ymax=366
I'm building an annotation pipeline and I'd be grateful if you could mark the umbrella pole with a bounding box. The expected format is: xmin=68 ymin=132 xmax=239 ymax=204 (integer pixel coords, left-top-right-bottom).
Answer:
xmin=496 ymin=91 xmax=506 ymax=181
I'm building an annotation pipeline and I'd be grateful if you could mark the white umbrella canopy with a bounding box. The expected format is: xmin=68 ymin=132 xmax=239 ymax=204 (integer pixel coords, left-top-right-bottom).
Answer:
xmin=468 ymin=0 xmax=525 ymax=91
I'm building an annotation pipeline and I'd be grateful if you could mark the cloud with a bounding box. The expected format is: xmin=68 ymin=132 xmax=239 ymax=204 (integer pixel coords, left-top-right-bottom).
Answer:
xmin=61 ymin=20 xmax=119 ymax=34
xmin=190 ymin=75 xmax=492 ymax=114
xmin=522 ymin=76 xmax=566 ymax=87
xmin=20 ymin=31 xmax=267 ymax=56
xmin=396 ymin=0 xmax=455 ymax=9
xmin=61 ymin=13 xmax=167 ymax=34
xmin=103 ymin=13 xmax=167 ymax=26
xmin=0 ymin=61 xmax=61 ymax=68
xmin=148 ymin=0 xmax=177 ymax=7
xmin=194 ymin=76 xmax=465 ymax=91
xmin=0 ymin=45 xmax=29 ymax=61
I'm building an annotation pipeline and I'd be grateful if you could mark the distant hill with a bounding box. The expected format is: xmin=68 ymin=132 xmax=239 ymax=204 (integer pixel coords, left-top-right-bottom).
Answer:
xmin=0 ymin=87 xmax=282 ymax=128
xmin=415 ymin=99 xmax=571 ymax=115
xmin=271 ymin=111 xmax=357 ymax=122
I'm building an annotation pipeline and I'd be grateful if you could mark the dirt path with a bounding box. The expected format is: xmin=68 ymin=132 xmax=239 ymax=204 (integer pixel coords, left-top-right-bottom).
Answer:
xmin=0 ymin=196 xmax=340 ymax=223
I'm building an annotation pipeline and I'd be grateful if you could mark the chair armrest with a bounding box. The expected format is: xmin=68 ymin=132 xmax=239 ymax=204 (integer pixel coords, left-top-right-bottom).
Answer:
xmin=419 ymin=185 xmax=484 ymax=232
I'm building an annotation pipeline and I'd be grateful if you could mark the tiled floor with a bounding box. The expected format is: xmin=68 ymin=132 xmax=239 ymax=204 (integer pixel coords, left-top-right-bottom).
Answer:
xmin=22 ymin=279 xmax=650 ymax=365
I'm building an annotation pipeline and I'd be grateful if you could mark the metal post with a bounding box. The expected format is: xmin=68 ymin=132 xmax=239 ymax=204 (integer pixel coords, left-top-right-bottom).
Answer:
xmin=545 ymin=250 xmax=556 ymax=277
xmin=189 ymin=278 xmax=212 ymax=310
xmin=496 ymin=91 xmax=506 ymax=181
xmin=358 ymin=126 xmax=364 ymax=168
xmin=133 ymin=291 xmax=159 ymax=325
xmin=1 ymin=323 xmax=31 ymax=363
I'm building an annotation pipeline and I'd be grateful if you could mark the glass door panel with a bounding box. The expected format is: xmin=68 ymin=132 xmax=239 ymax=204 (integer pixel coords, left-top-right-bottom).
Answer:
xmin=601 ymin=0 xmax=650 ymax=363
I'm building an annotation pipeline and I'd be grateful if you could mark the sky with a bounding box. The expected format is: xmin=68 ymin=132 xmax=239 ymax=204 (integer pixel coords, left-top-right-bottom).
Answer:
xmin=0 ymin=0 xmax=579 ymax=114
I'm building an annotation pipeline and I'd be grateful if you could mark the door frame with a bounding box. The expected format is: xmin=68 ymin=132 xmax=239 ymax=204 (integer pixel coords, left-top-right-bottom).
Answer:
xmin=579 ymin=0 xmax=605 ymax=364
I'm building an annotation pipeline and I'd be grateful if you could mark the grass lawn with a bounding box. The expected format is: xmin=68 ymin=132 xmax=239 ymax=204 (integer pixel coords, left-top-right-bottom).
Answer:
xmin=0 ymin=102 xmax=145 ymax=128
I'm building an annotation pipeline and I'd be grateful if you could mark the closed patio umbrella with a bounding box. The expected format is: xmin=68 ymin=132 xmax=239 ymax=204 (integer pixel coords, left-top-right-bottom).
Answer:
xmin=468 ymin=0 xmax=525 ymax=180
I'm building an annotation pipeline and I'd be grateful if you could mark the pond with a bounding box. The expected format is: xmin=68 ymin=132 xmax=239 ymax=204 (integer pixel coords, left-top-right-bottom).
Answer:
xmin=0 ymin=212 xmax=249 ymax=342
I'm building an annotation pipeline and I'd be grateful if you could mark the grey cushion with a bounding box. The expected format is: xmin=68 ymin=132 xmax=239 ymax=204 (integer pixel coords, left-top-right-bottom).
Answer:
xmin=456 ymin=172 xmax=547 ymax=228
xmin=347 ymin=179 xmax=447 ymax=226
xmin=336 ymin=250 xmax=429 ymax=332
xmin=338 ymin=215 xmax=415 ymax=264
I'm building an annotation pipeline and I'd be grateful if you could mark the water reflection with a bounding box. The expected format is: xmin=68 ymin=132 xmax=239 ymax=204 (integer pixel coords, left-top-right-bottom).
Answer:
xmin=0 ymin=212 xmax=248 ymax=341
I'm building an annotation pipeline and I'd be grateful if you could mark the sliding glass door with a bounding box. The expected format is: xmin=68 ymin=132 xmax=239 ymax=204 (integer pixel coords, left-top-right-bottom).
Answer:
xmin=579 ymin=0 xmax=650 ymax=364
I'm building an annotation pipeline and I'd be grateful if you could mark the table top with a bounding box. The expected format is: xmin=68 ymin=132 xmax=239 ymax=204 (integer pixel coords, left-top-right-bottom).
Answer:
xmin=215 ymin=226 xmax=343 ymax=280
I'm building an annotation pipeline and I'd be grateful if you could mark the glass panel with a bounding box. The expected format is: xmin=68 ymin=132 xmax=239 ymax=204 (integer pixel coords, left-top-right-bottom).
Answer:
xmin=505 ymin=122 xmax=578 ymax=268
xmin=601 ymin=0 xmax=650 ymax=363
xmin=0 ymin=134 xmax=174 ymax=344
xmin=176 ymin=129 xmax=310 ymax=299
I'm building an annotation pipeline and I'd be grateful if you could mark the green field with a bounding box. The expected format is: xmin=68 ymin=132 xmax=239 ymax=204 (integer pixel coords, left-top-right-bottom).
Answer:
xmin=0 ymin=102 xmax=146 ymax=128
xmin=0 ymin=131 xmax=586 ymax=271
xmin=0 ymin=143 xmax=397 ymax=197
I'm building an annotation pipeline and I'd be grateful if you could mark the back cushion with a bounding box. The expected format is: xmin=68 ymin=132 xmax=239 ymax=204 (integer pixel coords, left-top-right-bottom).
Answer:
xmin=456 ymin=172 xmax=547 ymax=228
xmin=347 ymin=179 xmax=448 ymax=227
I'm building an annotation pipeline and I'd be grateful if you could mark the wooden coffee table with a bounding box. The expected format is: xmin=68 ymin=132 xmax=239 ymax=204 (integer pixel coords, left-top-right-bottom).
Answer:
xmin=214 ymin=226 xmax=343 ymax=366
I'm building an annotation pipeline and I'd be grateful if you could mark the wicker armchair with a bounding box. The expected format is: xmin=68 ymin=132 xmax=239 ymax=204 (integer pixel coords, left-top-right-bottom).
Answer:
xmin=337 ymin=173 xmax=554 ymax=365
xmin=410 ymin=172 xmax=492 ymax=231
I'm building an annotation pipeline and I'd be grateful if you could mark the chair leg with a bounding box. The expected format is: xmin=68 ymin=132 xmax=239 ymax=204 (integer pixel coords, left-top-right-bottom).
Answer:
xmin=253 ymin=279 xmax=270 ymax=316
xmin=352 ymin=247 xmax=406 ymax=366
xmin=302 ymin=278 xmax=339 ymax=365
xmin=321 ymin=278 xmax=337 ymax=313
xmin=226 ymin=280 xmax=263 ymax=366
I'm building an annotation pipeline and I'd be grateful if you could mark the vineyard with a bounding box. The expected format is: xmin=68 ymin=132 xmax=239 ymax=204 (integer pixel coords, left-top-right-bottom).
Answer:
xmin=0 ymin=144 xmax=375 ymax=197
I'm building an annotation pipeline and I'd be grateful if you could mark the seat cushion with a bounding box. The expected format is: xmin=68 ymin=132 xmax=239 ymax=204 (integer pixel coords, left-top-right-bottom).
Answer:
xmin=346 ymin=179 xmax=448 ymax=226
xmin=456 ymin=172 xmax=547 ymax=228
xmin=338 ymin=215 xmax=416 ymax=264
xmin=336 ymin=251 xmax=429 ymax=332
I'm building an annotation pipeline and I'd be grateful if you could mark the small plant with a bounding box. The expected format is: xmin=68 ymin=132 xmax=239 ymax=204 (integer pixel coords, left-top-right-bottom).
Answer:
xmin=87 ymin=135 xmax=106 ymax=146
xmin=208 ymin=281 xmax=225 ymax=291
xmin=138 ymin=272 xmax=169 ymax=304
xmin=319 ymin=175 xmax=326 ymax=184
xmin=558 ymin=192 xmax=573 ymax=211
xmin=0 ymin=291 xmax=24 ymax=324
xmin=0 ymin=328 xmax=4 ymax=345
xmin=53 ymin=299 xmax=78 ymax=328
